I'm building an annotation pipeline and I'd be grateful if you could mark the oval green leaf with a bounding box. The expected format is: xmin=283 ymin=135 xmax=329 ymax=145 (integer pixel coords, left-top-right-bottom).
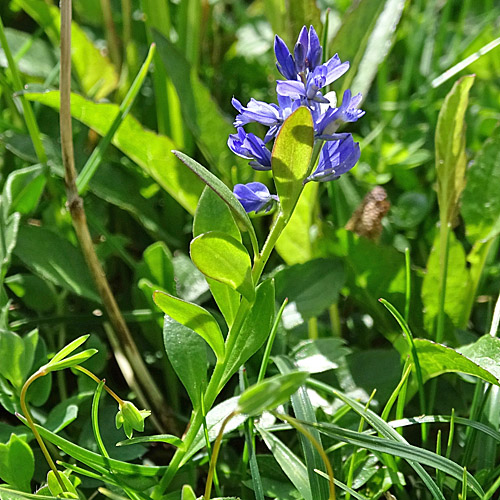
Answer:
xmin=193 ymin=187 xmax=241 ymax=326
xmin=190 ymin=231 xmax=254 ymax=302
xmin=163 ymin=315 xmax=207 ymax=410
xmin=271 ymin=107 xmax=314 ymax=219
xmin=153 ymin=290 xmax=225 ymax=360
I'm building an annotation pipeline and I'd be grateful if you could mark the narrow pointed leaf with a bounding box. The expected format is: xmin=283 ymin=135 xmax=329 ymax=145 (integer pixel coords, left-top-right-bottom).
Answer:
xmin=16 ymin=415 xmax=166 ymax=476
xmin=16 ymin=0 xmax=118 ymax=99
xmin=48 ymin=334 xmax=90 ymax=366
xmin=45 ymin=348 xmax=98 ymax=372
xmin=435 ymin=75 xmax=475 ymax=225
xmin=315 ymin=422 xmax=483 ymax=497
xmin=257 ymin=425 xmax=312 ymax=500
xmin=173 ymin=150 xmax=258 ymax=250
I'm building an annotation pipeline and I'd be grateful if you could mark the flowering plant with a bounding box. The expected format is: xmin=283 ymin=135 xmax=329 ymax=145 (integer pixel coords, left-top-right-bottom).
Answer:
xmin=228 ymin=26 xmax=364 ymax=213
xmin=160 ymin=25 xmax=366 ymax=499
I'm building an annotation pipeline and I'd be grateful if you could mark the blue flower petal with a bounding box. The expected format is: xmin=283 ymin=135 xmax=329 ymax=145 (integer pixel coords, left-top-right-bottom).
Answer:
xmin=274 ymin=35 xmax=297 ymax=80
xmin=233 ymin=182 xmax=278 ymax=213
xmin=305 ymin=134 xmax=360 ymax=183
xmin=228 ymin=128 xmax=272 ymax=170
xmin=307 ymin=26 xmax=322 ymax=70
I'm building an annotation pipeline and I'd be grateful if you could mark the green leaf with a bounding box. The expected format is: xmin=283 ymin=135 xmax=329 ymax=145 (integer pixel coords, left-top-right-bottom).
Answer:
xmin=271 ymin=107 xmax=314 ymax=219
xmin=117 ymin=434 xmax=183 ymax=448
xmin=48 ymin=335 xmax=90 ymax=366
xmin=274 ymin=355 xmax=328 ymax=500
xmin=0 ymin=329 xmax=37 ymax=389
xmin=349 ymin=0 xmax=406 ymax=97
xmin=238 ymin=372 xmax=310 ymax=415
xmin=462 ymin=124 xmax=500 ymax=242
xmin=435 ymin=75 xmax=475 ymax=226
xmin=16 ymin=414 xmax=166 ymax=477
xmin=22 ymin=90 xmax=204 ymax=214
xmin=190 ymin=231 xmax=254 ymax=302
xmin=308 ymin=380 xmax=446 ymax=500
xmin=405 ymin=338 xmax=499 ymax=385
xmin=257 ymin=426 xmax=312 ymax=500
xmin=332 ymin=230 xmax=406 ymax=326
xmin=45 ymin=348 xmax=98 ymax=373
xmin=163 ymin=315 xmax=207 ymax=409
xmin=193 ymin=187 xmax=241 ymax=326
xmin=0 ymin=486 xmax=59 ymax=500
xmin=274 ymin=258 xmax=344 ymax=329
xmin=331 ymin=0 xmax=405 ymax=94
xmin=153 ymin=31 xmax=245 ymax=180
xmin=315 ymin=422 xmax=483 ymax=497
xmin=3 ymin=164 xmax=46 ymax=216
xmin=0 ymin=27 xmax=56 ymax=78
xmin=422 ymin=231 xmax=469 ymax=330
xmin=291 ymin=339 xmax=351 ymax=374
xmin=0 ymin=433 xmax=34 ymax=492
xmin=47 ymin=470 xmax=78 ymax=498
xmin=5 ymin=273 xmax=57 ymax=313
xmin=136 ymin=242 xmax=176 ymax=296
xmin=193 ymin=187 xmax=241 ymax=241
xmin=221 ymin=279 xmax=275 ymax=386
xmin=154 ymin=290 xmax=225 ymax=360
xmin=14 ymin=225 xmax=99 ymax=301
xmin=14 ymin=0 xmax=118 ymax=99
xmin=0 ymin=211 xmax=20 ymax=282
xmin=173 ymin=151 xmax=258 ymax=251
xmin=458 ymin=335 xmax=500 ymax=381
xmin=45 ymin=399 xmax=79 ymax=434
xmin=181 ymin=485 xmax=197 ymax=500
xmin=275 ymin=182 xmax=317 ymax=265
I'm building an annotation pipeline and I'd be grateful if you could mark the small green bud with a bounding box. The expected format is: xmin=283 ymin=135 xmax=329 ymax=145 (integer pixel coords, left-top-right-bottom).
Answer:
xmin=115 ymin=401 xmax=151 ymax=439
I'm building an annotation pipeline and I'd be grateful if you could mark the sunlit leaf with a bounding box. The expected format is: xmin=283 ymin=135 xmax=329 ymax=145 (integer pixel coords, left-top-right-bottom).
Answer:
xmin=271 ymin=107 xmax=314 ymax=219
xmin=435 ymin=75 xmax=474 ymax=226
xmin=190 ymin=231 xmax=254 ymax=302
xmin=23 ymin=90 xmax=204 ymax=214
xmin=154 ymin=291 xmax=225 ymax=360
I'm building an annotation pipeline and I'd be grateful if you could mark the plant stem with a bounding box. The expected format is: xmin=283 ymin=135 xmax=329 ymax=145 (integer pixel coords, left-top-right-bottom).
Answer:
xmin=59 ymin=0 xmax=173 ymax=434
xmin=204 ymin=412 xmax=235 ymax=500
xmin=275 ymin=412 xmax=336 ymax=500
xmin=99 ymin=0 xmax=121 ymax=68
xmin=74 ymin=365 xmax=125 ymax=406
xmin=19 ymin=370 xmax=66 ymax=492
xmin=155 ymin=135 xmax=322 ymax=494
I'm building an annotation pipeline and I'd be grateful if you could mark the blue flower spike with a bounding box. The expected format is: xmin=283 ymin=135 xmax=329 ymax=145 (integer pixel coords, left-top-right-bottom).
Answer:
xmin=305 ymin=134 xmax=361 ymax=183
xmin=229 ymin=24 xmax=364 ymax=185
xmin=233 ymin=182 xmax=279 ymax=213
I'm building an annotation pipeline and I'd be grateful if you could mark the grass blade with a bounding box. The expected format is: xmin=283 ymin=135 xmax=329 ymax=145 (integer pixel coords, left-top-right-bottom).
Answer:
xmin=76 ymin=43 xmax=156 ymax=193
